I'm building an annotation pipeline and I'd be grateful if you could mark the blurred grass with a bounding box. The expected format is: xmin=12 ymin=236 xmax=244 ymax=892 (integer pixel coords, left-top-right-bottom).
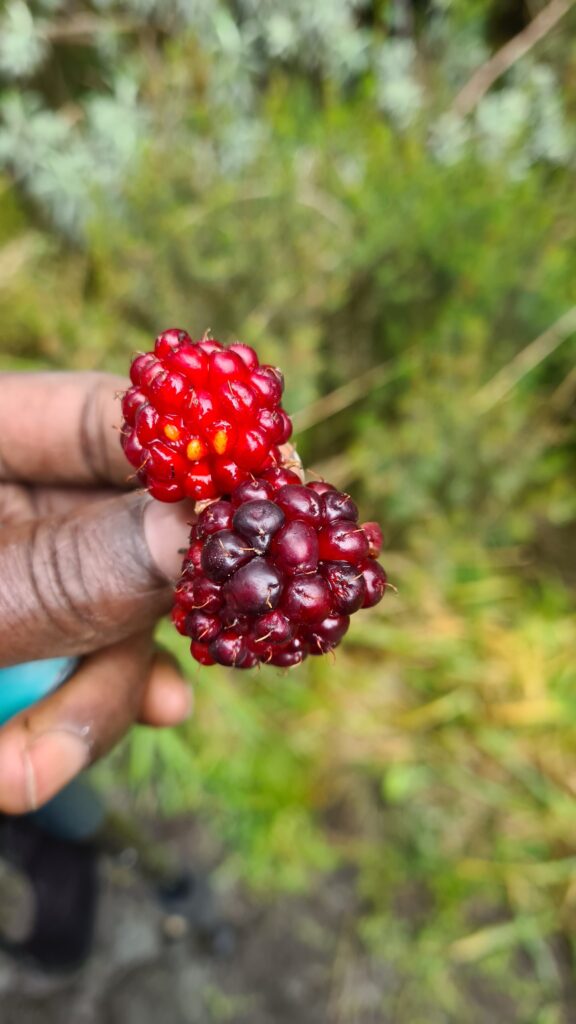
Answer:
xmin=1 ymin=1 xmax=576 ymax=1018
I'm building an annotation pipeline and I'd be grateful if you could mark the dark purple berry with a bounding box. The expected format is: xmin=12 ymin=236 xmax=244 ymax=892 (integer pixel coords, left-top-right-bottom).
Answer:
xmin=224 ymin=558 xmax=283 ymax=615
xmin=187 ymin=576 xmax=223 ymax=613
xmin=231 ymin=479 xmax=274 ymax=506
xmin=251 ymin=610 xmax=293 ymax=647
xmin=281 ymin=575 xmax=332 ymax=624
xmin=197 ymin=500 xmax=234 ymax=537
xmin=321 ymin=491 xmax=358 ymax=524
xmin=185 ymin=610 xmax=222 ymax=643
xmin=320 ymin=561 xmax=366 ymax=614
xmin=220 ymin=608 xmax=250 ymax=634
xmin=361 ymin=561 xmax=387 ymax=607
xmin=271 ymin=521 xmax=319 ymax=576
xmin=268 ymin=637 xmax=308 ymax=667
xmin=201 ymin=530 xmax=254 ymax=582
xmin=232 ymin=499 xmax=285 ymax=554
xmin=174 ymin=474 xmax=388 ymax=669
xmin=209 ymin=631 xmax=250 ymax=667
xmin=306 ymin=614 xmax=350 ymax=654
xmin=275 ymin=485 xmax=323 ymax=527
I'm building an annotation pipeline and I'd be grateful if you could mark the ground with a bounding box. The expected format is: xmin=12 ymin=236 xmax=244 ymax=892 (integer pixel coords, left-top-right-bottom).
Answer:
xmin=0 ymin=815 xmax=562 ymax=1023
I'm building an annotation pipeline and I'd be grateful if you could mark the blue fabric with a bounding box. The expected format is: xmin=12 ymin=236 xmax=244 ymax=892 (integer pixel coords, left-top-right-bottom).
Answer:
xmin=0 ymin=658 xmax=104 ymax=839
xmin=0 ymin=657 xmax=80 ymax=726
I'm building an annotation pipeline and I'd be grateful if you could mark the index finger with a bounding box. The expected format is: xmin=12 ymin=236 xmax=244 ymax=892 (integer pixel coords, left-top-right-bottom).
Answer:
xmin=0 ymin=372 xmax=130 ymax=487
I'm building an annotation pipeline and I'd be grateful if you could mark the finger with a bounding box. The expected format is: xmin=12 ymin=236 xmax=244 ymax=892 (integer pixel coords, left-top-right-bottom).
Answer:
xmin=0 ymin=482 xmax=124 ymax=525
xmin=0 ymin=634 xmax=154 ymax=814
xmin=0 ymin=372 xmax=131 ymax=487
xmin=0 ymin=492 xmax=195 ymax=667
xmin=138 ymin=650 xmax=193 ymax=727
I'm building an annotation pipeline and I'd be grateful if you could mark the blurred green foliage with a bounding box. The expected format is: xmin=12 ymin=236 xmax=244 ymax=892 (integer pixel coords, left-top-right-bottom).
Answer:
xmin=1 ymin=1 xmax=576 ymax=1018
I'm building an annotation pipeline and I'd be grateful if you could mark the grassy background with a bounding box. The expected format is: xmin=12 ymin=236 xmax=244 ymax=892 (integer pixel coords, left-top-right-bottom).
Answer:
xmin=1 ymin=1 xmax=576 ymax=1018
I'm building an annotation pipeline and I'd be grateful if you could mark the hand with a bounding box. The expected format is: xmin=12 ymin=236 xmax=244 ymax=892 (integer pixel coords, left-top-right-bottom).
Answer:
xmin=0 ymin=372 xmax=194 ymax=814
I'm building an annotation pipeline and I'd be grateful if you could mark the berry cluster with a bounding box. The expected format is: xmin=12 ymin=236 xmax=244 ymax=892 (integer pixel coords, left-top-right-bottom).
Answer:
xmin=121 ymin=329 xmax=292 ymax=502
xmin=121 ymin=328 xmax=389 ymax=669
xmin=171 ymin=478 xmax=387 ymax=668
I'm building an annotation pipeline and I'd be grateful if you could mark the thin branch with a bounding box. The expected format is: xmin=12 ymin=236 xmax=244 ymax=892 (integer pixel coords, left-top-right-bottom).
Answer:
xmin=44 ymin=15 xmax=136 ymax=43
xmin=473 ymin=305 xmax=576 ymax=414
xmin=292 ymin=357 xmax=412 ymax=434
xmin=451 ymin=0 xmax=575 ymax=118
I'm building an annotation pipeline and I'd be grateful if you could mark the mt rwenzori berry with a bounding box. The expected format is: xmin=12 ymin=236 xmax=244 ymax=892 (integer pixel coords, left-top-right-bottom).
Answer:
xmin=121 ymin=329 xmax=293 ymax=502
xmin=171 ymin=479 xmax=389 ymax=668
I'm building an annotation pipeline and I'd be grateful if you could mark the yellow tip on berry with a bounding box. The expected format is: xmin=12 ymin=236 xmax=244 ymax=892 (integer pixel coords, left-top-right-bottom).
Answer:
xmin=186 ymin=437 xmax=208 ymax=461
xmin=164 ymin=424 xmax=181 ymax=441
xmin=212 ymin=429 xmax=229 ymax=455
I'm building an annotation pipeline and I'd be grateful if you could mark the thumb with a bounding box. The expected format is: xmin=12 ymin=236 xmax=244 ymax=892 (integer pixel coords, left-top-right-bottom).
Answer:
xmin=0 ymin=492 xmax=193 ymax=666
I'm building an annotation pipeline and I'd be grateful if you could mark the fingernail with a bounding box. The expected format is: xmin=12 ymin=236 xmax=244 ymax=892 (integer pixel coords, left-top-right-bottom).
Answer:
xmin=24 ymin=730 xmax=90 ymax=811
xmin=144 ymin=500 xmax=196 ymax=580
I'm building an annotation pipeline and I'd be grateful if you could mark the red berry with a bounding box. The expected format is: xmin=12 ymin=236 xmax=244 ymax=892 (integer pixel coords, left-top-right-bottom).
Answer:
xmin=209 ymin=349 xmax=249 ymax=386
xmin=277 ymin=410 xmax=293 ymax=444
xmin=171 ymin=605 xmax=189 ymax=636
xmin=256 ymin=408 xmax=284 ymax=444
xmin=250 ymin=366 xmax=283 ymax=408
xmin=317 ymin=522 xmax=369 ymax=564
xmin=121 ymin=389 xmax=146 ymax=423
xmin=130 ymin=352 xmax=157 ymax=387
xmin=211 ymin=457 xmax=247 ymax=494
xmin=205 ymin=419 xmax=237 ymax=457
xmin=233 ymin=428 xmax=270 ymax=471
xmin=197 ymin=338 xmax=224 ymax=356
xmin=155 ymin=328 xmax=191 ymax=360
xmin=228 ymin=343 xmax=259 ymax=370
xmin=190 ymin=641 xmax=215 ymax=666
xmin=139 ymin=358 xmax=165 ymax=392
xmin=362 ymin=522 xmax=384 ymax=558
xmin=262 ymin=467 xmax=302 ymax=491
xmin=183 ymin=462 xmax=219 ymax=501
xmin=218 ymin=380 xmax=258 ymax=420
xmin=361 ymin=560 xmax=388 ymax=608
xmin=148 ymin=480 xmax=185 ymax=502
xmin=149 ymin=371 xmax=189 ymax=415
xmin=121 ymin=430 xmax=145 ymax=469
xmin=135 ymin=404 xmax=160 ymax=444
xmin=122 ymin=331 xmax=293 ymax=502
xmin=307 ymin=480 xmax=335 ymax=496
xmin=166 ymin=344 xmax=209 ymax=386
xmin=146 ymin=440 xmax=188 ymax=482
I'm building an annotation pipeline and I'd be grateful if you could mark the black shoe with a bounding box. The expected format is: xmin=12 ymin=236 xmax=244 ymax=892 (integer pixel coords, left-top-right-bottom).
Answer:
xmin=0 ymin=814 xmax=98 ymax=972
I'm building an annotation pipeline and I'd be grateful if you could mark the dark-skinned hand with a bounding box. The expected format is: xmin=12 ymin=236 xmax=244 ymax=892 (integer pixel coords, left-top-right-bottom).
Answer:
xmin=0 ymin=372 xmax=194 ymax=814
